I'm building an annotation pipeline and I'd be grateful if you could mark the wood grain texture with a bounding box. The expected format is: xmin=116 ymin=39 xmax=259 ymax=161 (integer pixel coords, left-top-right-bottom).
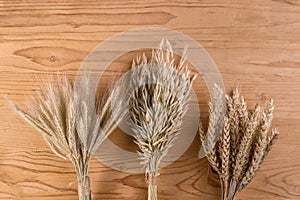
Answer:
xmin=0 ymin=0 xmax=299 ymax=199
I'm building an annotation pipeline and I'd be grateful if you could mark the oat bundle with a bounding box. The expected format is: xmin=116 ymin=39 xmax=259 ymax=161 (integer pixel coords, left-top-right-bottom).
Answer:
xmin=11 ymin=74 xmax=125 ymax=200
xmin=199 ymin=86 xmax=279 ymax=200
xmin=128 ymin=40 xmax=196 ymax=200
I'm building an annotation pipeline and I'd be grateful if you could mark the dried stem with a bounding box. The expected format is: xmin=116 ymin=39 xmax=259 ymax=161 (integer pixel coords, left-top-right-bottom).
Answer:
xmin=78 ymin=176 xmax=92 ymax=200
xmin=147 ymin=172 xmax=158 ymax=200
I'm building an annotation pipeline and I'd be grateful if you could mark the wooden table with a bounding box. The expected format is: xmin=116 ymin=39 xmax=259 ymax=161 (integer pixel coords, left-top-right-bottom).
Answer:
xmin=0 ymin=0 xmax=299 ymax=199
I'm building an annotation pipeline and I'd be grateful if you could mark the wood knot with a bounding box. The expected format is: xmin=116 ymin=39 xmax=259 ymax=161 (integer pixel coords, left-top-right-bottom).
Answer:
xmin=49 ymin=56 xmax=56 ymax=62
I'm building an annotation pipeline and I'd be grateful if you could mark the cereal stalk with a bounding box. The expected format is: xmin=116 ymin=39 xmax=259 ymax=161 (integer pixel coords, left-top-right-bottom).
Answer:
xmin=129 ymin=40 xmax=196 ymax=200
xmin=11 ymin=74 xmax=125 ymax=200
xmin=199 ymin=86 xmax=279 ymax=200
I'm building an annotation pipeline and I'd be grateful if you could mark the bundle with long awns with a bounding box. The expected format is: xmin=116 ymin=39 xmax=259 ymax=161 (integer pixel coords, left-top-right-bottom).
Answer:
xmin=199 ymin=86 xmax=279 ymax=200
xmin=11 ymin=74 xmax=125 ymax=200
xmin=128 ymin=40 xmax=197 ymax=200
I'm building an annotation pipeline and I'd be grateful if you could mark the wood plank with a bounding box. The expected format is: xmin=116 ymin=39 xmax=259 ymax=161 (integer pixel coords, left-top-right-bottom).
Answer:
xmin=0 ymin=0 xmax=299 ymax=199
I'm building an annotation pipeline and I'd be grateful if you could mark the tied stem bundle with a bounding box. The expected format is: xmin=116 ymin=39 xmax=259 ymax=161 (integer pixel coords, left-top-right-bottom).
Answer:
xmin=11 ymin=75 xmax=125 ymax=200
xmin=129 ymin=40 xmax=196 ymax=200
xmin=199 ymin=86 xmax=279 ymax=200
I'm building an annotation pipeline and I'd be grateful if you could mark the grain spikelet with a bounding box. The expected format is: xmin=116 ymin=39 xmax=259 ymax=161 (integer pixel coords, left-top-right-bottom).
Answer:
xmin=129 ymin=40 xmax=196 ymax=200
xmin=199 ymin=87 xmax=279 ymax=200
xmin=11 ymin=74 xmax=124 ymax=200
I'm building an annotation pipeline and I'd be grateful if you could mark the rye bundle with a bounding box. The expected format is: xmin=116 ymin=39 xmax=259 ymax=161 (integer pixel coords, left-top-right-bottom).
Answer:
xmin=128 ymin=40 xmax=196 ymax=200
xmin=11 ymin=75 xmax=125 ymax=200
xmin=199 ymin=86 xmax=279 ymax=200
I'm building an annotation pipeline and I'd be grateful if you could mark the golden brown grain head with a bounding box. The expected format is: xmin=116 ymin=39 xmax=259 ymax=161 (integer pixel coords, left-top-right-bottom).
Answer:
xmin=12 ymin=75 xmax=82 ymax=162
xmin=220 ymin=117 xmax=230 ymax=179
xmin=199 ymin=86 xmax=279 ymax=199
xmin=11 ymin=74 xmax=124 ymax=200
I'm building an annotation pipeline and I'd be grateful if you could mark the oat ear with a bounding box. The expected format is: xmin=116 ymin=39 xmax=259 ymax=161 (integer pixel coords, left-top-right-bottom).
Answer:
xmin=130 ymin=40 xmax=196 ymax=200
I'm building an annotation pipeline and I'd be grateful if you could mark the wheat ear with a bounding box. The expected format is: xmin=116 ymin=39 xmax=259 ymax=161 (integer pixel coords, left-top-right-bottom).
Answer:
xmin=199 ymin=86 xmax=279 ymax=200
